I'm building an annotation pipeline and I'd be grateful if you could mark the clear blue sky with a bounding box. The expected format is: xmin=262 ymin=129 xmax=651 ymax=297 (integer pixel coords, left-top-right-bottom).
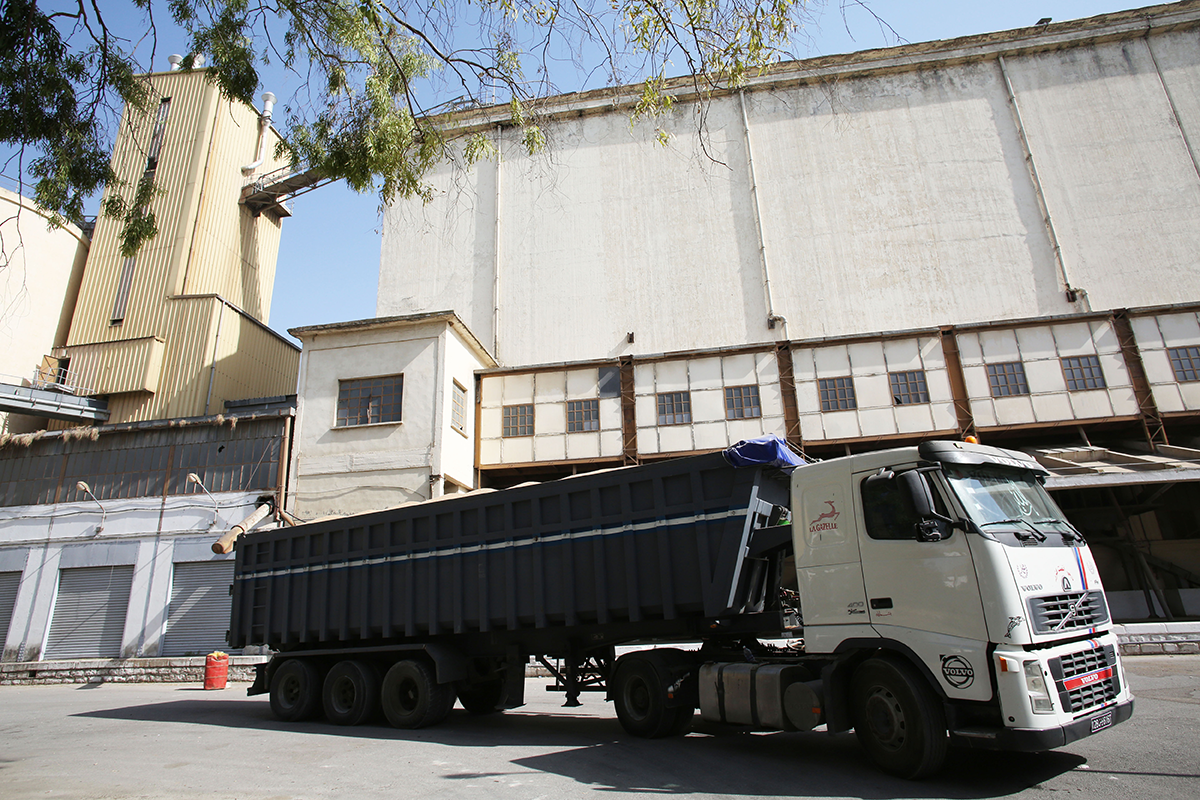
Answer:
xmin=4 ymin=1 xmax=1146 ymax=342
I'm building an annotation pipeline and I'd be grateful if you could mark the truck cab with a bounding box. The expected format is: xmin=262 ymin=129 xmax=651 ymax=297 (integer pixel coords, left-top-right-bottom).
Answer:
xmin=791 ymin=440 xmax=1133 ymax=775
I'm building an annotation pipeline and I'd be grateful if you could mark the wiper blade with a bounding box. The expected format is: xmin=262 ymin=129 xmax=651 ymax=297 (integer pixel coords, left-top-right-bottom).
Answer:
xmin=1029 ymin=518 xmax=1085 ymax=543
xmin=979 ymin=518 xmax=1047 ymax=543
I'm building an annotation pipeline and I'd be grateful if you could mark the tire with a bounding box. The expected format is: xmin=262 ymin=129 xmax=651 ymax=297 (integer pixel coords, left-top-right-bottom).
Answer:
xmin=381 ymin=659 xmax=455 ymax=729
xmin=850 ymin=657 xmax=948 ymax=779
xmin=612 ymin=656 xmax=688 ymax=738
xmin=323 ymin=660 xmax=381 ymax=726
xmin=269 ymin=659 xmax=321 ymax=722
xmin=456 ymin=679 xmax=506 ymax=715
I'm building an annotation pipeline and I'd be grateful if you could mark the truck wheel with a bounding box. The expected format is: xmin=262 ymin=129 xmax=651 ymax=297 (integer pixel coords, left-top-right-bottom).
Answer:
xmin=613 ymin=657 xmax=689 ymax=738
xmin=381 ymin=660 xmax=455 ymax=729
xmin=850 ymin=657 xmax=948 ymax=779
xmin=456 ymin=679 xmax=506 ymax=715
xmin=269 ymin=659 xmax=321 ymax=722
xmin=323 ymin=660 xmax=381 ymax=726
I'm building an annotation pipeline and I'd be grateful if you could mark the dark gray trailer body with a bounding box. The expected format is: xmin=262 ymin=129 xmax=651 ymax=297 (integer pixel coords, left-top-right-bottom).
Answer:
xmin=230 ymin=452 xmax=792 ymax=655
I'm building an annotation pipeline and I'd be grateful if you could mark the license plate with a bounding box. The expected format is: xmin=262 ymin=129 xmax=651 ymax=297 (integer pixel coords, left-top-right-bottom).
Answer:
xmin=1089 ymin=709 xmax=1114 ymax=733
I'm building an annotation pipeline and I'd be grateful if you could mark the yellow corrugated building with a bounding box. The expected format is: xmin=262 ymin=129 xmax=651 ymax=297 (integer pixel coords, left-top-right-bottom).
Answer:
xmin=59 ymin=66 xmax=299 ymax=423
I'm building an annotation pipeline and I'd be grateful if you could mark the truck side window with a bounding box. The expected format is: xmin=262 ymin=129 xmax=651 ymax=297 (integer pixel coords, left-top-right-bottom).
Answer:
xmin=861 ymin=474 xmax=921 ymax=540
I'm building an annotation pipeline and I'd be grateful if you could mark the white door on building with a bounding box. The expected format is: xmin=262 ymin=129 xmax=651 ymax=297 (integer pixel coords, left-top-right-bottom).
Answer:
xmin=44 ymin=565 xmax=134 ymax=659
xmin=0 ymin=571 xmax=20 ymax=649
xmin=161 ymin=561 xmax=235 ymax=656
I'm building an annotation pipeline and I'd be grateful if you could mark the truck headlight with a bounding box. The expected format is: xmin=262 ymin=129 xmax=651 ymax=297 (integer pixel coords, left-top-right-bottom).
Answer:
xmin=1024 ymin=660 xmax=1054 ymax=714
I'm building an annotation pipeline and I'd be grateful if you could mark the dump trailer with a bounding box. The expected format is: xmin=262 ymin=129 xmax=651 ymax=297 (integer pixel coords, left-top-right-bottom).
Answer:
xmin=231 ymin=438 xmax=1132 ymax=778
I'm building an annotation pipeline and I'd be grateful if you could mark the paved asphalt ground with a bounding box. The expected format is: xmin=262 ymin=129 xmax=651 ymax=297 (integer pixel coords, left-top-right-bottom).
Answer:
xmin=0 ymin=655 xmax=1196 ymax=800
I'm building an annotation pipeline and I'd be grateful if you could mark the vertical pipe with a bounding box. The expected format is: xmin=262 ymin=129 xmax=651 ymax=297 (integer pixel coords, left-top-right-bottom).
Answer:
xmin=997 ymin=56 xmax=1087 ymax=310
xmin=492 ymin=127 xmax=503 ymax=362
xmin=739 ymin=91 xmax=786 ymax=337
xmin=1143 ymin=32 xmax=1200 ymax=183
xmin=204 ymin=300 xmax=225 ymax=415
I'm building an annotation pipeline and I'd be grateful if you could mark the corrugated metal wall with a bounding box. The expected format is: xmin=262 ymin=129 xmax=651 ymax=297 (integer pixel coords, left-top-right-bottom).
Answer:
xmin=0 ymin=415 xmax=288 ymax=506
xmin=44 ymin=565 xmax=134 ymax=659
xmin=161 ymin=560 xmax=234 ymax=656
xmin=62 ymin=69 xmax=295 ymax=425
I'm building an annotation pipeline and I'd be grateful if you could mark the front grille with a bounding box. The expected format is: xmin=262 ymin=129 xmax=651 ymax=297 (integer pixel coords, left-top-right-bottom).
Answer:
xmin=1049 ymin=644 xmax=1120 ymax=715
xmin=1028 ymin=591 xmax=1109 ymax=633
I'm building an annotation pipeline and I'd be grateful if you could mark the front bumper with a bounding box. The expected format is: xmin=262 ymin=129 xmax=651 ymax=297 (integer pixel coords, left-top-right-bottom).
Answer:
xmin=951 ymin=698 xmax=1134 ymax=751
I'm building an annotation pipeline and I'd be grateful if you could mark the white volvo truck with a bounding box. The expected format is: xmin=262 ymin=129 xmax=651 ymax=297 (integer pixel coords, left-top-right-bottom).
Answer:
xmin=233 ymin=438 xmax=1132 ymax=779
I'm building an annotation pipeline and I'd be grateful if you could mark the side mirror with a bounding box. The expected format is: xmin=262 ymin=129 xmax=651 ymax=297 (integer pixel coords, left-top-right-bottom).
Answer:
xmin=899 ymin=470 xmax=934 ymax=517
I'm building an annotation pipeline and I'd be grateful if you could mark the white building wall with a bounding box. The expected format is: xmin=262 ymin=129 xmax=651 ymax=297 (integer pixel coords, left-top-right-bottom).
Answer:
xmin=0 ymin=491 xmax=259 ymax=662
xmin=440 ymin=327 xmax=489 ymax=490
xmin=0 ymin=187 xmax=89 ymax=434
xmin=1130 ymin=311 xmax=1200 ymax=413
xmin=958 ymin=319 xmax=1138 ymax=428
xmin=378 ymin=18 xmax=1200 ymax=369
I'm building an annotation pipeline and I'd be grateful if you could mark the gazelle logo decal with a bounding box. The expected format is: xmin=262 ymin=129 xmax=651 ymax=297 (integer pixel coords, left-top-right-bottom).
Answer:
xmin=808 ymin=500 xmax=840 ymax=534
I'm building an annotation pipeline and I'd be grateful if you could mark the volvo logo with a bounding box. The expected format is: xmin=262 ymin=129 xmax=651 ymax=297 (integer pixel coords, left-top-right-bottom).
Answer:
xmin=941 ymin=655 xmax=975 ymax=689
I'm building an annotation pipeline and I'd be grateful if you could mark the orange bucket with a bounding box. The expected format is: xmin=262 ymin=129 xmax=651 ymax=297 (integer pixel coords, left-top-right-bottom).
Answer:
xmin=203 ymin=652 xmax=229 ymax=690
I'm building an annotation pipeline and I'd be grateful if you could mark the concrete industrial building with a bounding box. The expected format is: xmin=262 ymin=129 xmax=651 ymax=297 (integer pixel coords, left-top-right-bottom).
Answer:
xmin=0 ymin=65 xmax=304 ymax=677
xmin=289 ymin=3 xmax=1200 ymax=626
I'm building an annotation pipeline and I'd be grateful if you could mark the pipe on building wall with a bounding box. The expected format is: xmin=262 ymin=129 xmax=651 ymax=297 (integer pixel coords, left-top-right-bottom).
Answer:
xmin=1143 ymin=31 xmax=1200 ymax=185
xmin=996 ymin=55 xmax=1089 ymax=311
xmin=492 ymin=126 xmax=503 ymax=362
xmin=738 ymin=91 xmax=788 ymax=339
xmin=240 ymin=92 xmax=277 ymax=175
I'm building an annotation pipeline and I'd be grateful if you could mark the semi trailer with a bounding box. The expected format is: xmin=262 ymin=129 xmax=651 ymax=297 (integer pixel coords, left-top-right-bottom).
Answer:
xmin=229 ymin=437 xmax=1132 ymax=778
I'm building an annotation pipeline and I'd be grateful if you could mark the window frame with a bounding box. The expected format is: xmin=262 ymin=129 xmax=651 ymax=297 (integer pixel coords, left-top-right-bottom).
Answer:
xmin=1167 ymin=346 xmax=1200 ymax=383
xmin=818 ymin=376 xmax=857 ymax=412
xmin=888 ymin=370 xmax=930 ymax=406
xmin=724 ymin=385 xmax=762 ymax=420
xmin=335 ymin=374 xmax=404 ymax=428
xmin=1060 ymin=355 xmax=1107 ymax=391
xmin=656 ymin=391 xmax=692 ymax=426
xmin=566 ymin=398 xmax=601 ymax=432
xmin=985 ymin=362 xmax=1030 ymax=397
xmin=451 ymin=380 xmax=468 ymax=435
xmin=502 ymin=403 xmax=535 ymax=437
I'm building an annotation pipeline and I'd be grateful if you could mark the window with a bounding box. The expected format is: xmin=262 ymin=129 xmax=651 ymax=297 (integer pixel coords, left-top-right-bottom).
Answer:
xmin=657 ymin=391 xmax=692 ymax=425
xmin=818 ymin=377 xmax=857 ymax=411
xmin=451 ymin=381 xmax=467 ymax=433
xmin=598 ymin=366 xmax=621 ymax=398
xmin=725 ymin=385 xmax=762 ymax=419
xmin=145 ymin=97 xmax=172 ymax=173
xmin=336 ymin=375 xmax=403 ymax=427
xmin=1168 ymin=346 xmax=1200 ymax=382
xmin=567 ymin=399 xmax=600 ymax=432
xmin=502 ymin=404 xmax=534 ymax=437
xmin=986 ymin=362 xmax=1029 ymax=397
xmin=889 ymin=370 xmax=930 ymax=405
xmin=1061 ymin=355 xmax=1106 ymax=391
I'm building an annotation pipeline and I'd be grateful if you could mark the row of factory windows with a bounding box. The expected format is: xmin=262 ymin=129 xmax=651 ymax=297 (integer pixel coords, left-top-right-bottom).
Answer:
xmin=329 ymin=347 xmax=1200 ymax=431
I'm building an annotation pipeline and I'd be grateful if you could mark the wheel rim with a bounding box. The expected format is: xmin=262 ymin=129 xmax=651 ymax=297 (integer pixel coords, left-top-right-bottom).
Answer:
xmin=624 ymin=675 xmax=652 ymax=721
xmin=331 ymin=676 xmax=356 ymax=714
xmin=397 ymin=677 xmax=419 ymax=713
xmin=863 ymin=685 xmax=907 ymax=751
xmin=281 ymin=675 xmax=302 ymax=709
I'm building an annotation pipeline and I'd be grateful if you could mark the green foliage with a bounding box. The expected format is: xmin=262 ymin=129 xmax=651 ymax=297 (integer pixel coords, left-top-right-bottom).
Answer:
xmin=2 ymin=0 xmax=820 ymax=255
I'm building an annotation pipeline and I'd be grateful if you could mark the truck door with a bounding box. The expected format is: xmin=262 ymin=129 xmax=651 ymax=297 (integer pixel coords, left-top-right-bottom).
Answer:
xmin=854 ymin=467 xmax=991 ymax=700
xmin=792 ymin=476 xmax=871 ymax=652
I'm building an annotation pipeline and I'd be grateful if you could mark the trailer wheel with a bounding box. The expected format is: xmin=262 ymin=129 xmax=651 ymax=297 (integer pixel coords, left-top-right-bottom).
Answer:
xmin=850 ymin=657 xmax=948 ymax=779
xmin=456 ymin=679 xmax=506 ymax=715
xmin=612 ymin=657 xmax=690 ymax=738
xmin=381 ymin=660 xmax=455 ymax=729
xmin=322 ymin=660 xmax=381 ymax=726
xmin=269 ymin=659 xmax=321 ymax=722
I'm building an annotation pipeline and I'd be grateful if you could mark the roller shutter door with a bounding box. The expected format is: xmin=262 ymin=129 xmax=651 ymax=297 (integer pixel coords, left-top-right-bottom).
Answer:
xmin=0 ymin=571 xmax=20 ymax=647
xmin=45 ymin=565 xmax=134 ymax=659
xmin=161 ymin=561 xmax=234 ymax=656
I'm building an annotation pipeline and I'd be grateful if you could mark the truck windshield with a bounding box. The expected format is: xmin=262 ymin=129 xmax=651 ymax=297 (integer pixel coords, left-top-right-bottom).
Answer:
xmin=942 ymin=465 xmax=1077 ymax=545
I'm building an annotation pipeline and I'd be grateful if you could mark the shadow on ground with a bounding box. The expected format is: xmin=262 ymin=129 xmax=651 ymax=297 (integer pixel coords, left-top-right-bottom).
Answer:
xmin=75 ymin=697 xmax=1086 ymax=799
